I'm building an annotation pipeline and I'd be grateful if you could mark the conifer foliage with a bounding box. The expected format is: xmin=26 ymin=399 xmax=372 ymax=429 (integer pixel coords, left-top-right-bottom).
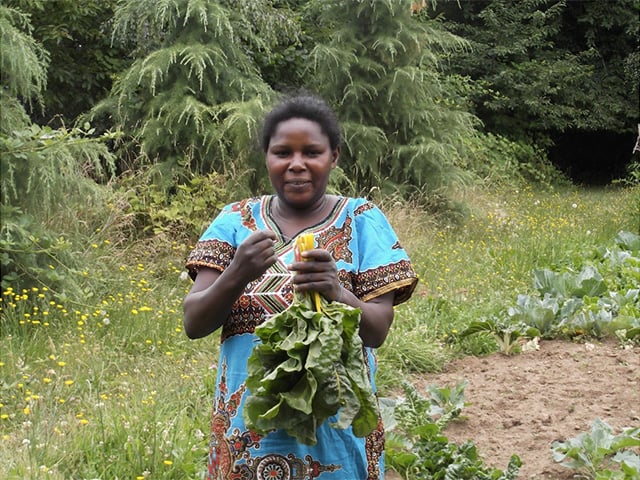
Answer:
xmin=0 ymin=4 xmax=115 ymax=292
xmin=94 ymin=0 xmax=298 ymax=177
xmin=0 ymin=4 xmax=49 ymax=132
xmin=302 ymin=0 xmax=478 ymax=197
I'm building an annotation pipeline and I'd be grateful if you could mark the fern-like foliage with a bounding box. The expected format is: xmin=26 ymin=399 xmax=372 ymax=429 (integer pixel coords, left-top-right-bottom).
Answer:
xmin=1 ymin=124 xmax=115 ymax=217
xmin=0 ymin=4 xmax=49 ymax=129
xmin=302 ymin=0 xmax=478 ymax=200
xmin=93 ymin=0 xmax=299 ymax=179
xmin=0 ymin=3 xmax=118 ymax=294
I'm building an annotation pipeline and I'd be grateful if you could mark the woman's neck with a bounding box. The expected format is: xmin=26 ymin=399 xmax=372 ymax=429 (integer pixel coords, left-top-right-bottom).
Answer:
xmin=271 ymin=195 xmax=336 ymax=235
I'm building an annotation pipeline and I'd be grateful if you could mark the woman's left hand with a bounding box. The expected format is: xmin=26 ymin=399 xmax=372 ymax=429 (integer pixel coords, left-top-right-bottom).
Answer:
xmin=288 ymin=248 xmax=342 ymax=302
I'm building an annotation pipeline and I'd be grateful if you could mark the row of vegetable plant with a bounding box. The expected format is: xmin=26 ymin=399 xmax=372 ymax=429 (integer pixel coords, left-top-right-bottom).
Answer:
xmin=458 ymin=231 xmax=640 ymax=354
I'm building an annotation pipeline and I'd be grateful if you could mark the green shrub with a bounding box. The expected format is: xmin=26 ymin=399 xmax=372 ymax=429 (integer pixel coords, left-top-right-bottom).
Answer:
xmin=116 ymin=168 xmax=230 ymax=242
xmin=0 ymin=206 xmax=77 ymax=292
xmin=463 ymin=132 xmax=569 ymax=189
xmin=0 ymin=123 xmax=116 ymax=293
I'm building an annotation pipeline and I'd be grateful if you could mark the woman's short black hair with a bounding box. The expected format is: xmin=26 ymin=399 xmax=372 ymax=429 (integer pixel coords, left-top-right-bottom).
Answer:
xmin=261 ymin=93 xmax=341 ymax=152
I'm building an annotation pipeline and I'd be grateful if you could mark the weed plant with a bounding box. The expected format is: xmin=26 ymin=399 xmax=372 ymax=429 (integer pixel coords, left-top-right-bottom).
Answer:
xmin=385 ymin=382 xmax=521 ymax=479
xmin=1 ymin=183 xmax=638 ymax=478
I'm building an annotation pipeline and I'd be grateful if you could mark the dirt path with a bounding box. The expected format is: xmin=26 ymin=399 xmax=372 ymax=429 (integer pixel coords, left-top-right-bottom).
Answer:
xmin=389 ymin=340 xmax=640 ymax=479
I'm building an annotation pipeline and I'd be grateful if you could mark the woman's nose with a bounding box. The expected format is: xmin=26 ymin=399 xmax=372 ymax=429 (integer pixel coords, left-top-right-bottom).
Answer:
xmin=288 ymin=152 xmax=305 ymax=170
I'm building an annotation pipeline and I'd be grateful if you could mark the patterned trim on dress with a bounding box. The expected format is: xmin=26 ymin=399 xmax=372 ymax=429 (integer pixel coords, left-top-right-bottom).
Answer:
xmin=186 ymin=239 xmax=235 ymax=279
xmin=262 ymin=196 xmax=349 ymax=244
xmin=353 ymin=201 xmax=375 ymax=216
xmin=362 ymin=346 xmax=385 ymax=480
xmin=365 ymin=416 xmax=385 ymax=480
xmin=356 ymin=260 xmax=418 ymax=305
xmin=316 ymin=215 xmax=353 ymax=263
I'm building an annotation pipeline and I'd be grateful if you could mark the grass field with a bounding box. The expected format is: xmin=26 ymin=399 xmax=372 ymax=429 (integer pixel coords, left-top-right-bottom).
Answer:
xmin=1 ymin=184 xmax=638 ymax=479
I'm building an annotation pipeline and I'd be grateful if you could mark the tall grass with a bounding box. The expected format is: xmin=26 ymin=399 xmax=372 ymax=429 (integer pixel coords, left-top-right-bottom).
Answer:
xmin=1 ymin=184 xmax=638 ymax=478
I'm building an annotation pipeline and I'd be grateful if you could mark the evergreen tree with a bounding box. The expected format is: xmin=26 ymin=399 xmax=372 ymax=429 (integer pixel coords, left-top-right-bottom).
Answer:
xmin=92 ymin=0 xmax=300 ymax=180
xmin=301 ymin=0 xmax=479 ymax=199
xmin=1 ymin=4 xmax=116 ymax=292
xmin=435 ymin=0 xmax=639 ymax=144
xmin=0 ymin=3 xmax=49 ymax=132
xmin=4 ymin=0 xmax=132 ymax=126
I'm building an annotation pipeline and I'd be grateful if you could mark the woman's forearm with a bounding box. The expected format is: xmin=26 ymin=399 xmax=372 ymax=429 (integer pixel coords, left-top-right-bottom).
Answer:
xmin=183 ymin=231 xmax=280 ymax=339
xmin=182 ymin=266 xmax=248 ymax=339
xmin=337 ymin=288 xmax=395 ymax=348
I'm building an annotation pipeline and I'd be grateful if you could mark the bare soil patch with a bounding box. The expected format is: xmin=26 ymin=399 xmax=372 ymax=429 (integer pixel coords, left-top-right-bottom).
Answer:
xmin=389 ymin=340 xmax=640 ymax=479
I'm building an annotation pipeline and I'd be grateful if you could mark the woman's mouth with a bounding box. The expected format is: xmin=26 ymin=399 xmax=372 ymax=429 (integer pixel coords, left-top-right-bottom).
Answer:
xmin=285 ymin=180 xmax=311 ymax=188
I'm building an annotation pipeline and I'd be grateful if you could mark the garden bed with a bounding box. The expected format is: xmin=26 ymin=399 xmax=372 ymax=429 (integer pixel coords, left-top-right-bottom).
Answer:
xmin=394 ymin=339 xmax=640 ymax=479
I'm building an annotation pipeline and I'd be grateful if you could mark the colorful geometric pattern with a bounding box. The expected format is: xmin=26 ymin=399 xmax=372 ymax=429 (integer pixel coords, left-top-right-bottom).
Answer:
xmin=246 ymin=259 xmax=293 ymax=316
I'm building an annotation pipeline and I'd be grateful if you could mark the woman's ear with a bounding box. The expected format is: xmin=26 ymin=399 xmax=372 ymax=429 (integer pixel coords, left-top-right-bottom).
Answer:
xmin=331 ymin=146 xmax=340 ymax=168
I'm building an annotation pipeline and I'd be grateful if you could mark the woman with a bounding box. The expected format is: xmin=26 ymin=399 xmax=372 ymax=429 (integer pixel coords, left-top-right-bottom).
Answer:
xmin=184 ymin=93 xmax=418 ymax=479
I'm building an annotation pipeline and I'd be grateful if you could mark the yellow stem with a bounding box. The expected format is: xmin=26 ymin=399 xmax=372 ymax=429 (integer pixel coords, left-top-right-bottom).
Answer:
xmin=295 ymin=233 xmax=322 ymax=313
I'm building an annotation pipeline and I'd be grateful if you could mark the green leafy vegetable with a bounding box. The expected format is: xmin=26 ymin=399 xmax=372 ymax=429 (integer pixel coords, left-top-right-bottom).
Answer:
xmin=551 ymin=418 xmax=640 ymax=479
xmin=243 ymin=292 xmax=380 ymax=445
xmin=458 ymin=318 xmax=540 ymax=355
xmin=386 ymin=382 xmax=522 ymax=479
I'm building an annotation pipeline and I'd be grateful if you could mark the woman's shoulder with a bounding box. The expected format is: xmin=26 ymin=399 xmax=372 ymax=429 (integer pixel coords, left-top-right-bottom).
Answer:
xmin=341 ymin=196 xmax=375 ymax=209
xmin=341 ymin=196 xmax=383 ymax=217
xmin=219 ymin=196 xmax=265 ymax=214
xmin=205 ymin=197 xmax=265 ymax=232
xmin=226 ymin=196 xmax=264 ymax=208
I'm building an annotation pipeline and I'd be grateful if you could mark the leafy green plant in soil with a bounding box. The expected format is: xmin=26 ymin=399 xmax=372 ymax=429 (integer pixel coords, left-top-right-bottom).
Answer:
xmin=524 ymin=231 xmax=639 ymax=340
xmin=385 ymin=382 xmax=521 ymax=479
xmin=552 ymin=418 xmax=640 ymax=479
xmin=421 ymin=380 xmax=471 ymax=427
xmin=457 ymin=318 xmax=541 ymax=355
xmin=456 ymin=231 xmax=640 ymax=350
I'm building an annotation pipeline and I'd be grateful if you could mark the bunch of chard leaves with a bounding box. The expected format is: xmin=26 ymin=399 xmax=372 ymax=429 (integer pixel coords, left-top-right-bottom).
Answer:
xmin=243 ymin=292 xmax=379 ymax=445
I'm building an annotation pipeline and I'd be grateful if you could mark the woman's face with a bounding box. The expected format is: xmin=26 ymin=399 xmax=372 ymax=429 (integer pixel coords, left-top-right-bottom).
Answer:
xmin=266 ymin=117 xmax=339 ymax=211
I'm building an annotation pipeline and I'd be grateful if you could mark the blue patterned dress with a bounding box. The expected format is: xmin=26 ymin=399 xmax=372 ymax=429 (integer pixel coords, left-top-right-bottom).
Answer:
xmin=185 ymin=195 xmax=417 ymax=480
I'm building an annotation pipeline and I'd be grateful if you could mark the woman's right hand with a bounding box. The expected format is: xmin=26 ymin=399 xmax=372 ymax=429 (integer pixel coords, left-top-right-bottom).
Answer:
xmin=231 ymin=230 xmax=279 ymax=283
xmin=183 ymin=229 xmax=278 ymax=339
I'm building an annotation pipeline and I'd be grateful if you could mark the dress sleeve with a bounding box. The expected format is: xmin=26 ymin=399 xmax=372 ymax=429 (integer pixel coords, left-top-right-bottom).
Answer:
xmin=352 ymin=200 xmax=418 ymax=305
xmin=184 ymin=203 xmax=239 ymax=279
